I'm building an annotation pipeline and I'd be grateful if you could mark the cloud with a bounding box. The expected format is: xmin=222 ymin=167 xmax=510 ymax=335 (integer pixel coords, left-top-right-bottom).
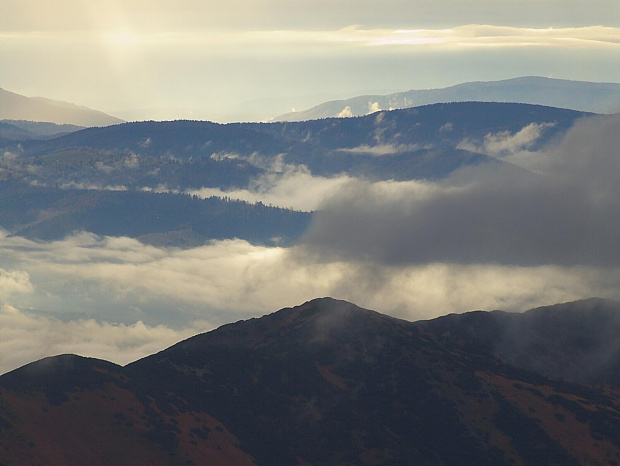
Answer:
xmin=3 ymin=114 xmax=620 ymax=374
xmin=59 ymin=181 xmax=128 ymax=191
xmin=458 ymin=122 xmax=555 ymax=157
xmin=336 ymin=143 xmax=419 ymax=156
xmin=368 ymin=102 xmax=381 ymax=114
xmin=302 ymin=114 xmax=620 ymax=267
xmin=0 ymin=303 xmax=211 ymax=375
xmin=5 ymin=1 xmax=620 ymax=36
xmin=2 ymin=221 xmax=620 ymax=373
xmin=7 ymin=25 xmax=620 ymax=50
xmin=0 ymin=268 xmax=33 ymax=296
xmin=188 ymin=165 xmax=352 ymax=211
xmin=0 ymin=234 xmax=344 ymax=324
xmin=2 ymin=233 xmax=618 ymax=353
xmin=338 ymin=106 xmax=353 ymax=118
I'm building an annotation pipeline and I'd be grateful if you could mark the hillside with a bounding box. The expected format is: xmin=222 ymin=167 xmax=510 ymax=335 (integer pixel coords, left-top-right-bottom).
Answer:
xmin=1 ymin=297 xmax=619 ymax=464
xmin=0 ymin=101 xmax=591 ymax=246
xmin=0 ymin=120 xmax=84 ymax=140
xmin=275 ymin=76 xmax=620 ymax=121
xmin=6 ymin=102 xmax=587 ymax=187
xmin=0 ymin=87 xmax=123 ymax=127
xmin=0 ymin=180 xmax=310 ymax=247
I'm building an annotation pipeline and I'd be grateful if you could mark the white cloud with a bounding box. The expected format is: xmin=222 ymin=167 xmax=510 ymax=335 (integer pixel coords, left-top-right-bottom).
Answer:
xmin=0 ymin=303 xmax=211 ymax=375
xmin=124 ymin=153 xmax=140 ymax=168
xmin=337 ymin=143 xmax=419 ymax=156
xmin=458 ymin=122 xmax=555 ymax=157
xmin=59 ymin=181 xmax=128 ymax=191
xmin=0 ymin=269 xmax=33 ymax=296
xmin=7 ymin=25 xmax=620 ymax=50
xmin=337 ymin=106 xmax=353 ymax=118
xmin=188 ymin=165 xmax=352 ymax=211
xmin=367 ymin=102 xmax=381 ymax=114
xmin=95 ymin=161 xmax=115 ymax=173
xmin=0 ymin=216 xmax=619 ymax=373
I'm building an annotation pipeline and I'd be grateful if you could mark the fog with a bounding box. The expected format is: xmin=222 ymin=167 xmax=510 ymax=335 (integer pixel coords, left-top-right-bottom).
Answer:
xmin=303 ymin=115 xmax=620 ymax=266
xmin=2 ymin=114 xmax=620 ymax=374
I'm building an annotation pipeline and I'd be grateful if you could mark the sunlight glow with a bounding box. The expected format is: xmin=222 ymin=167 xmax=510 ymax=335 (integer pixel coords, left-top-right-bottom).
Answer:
xmin=104 ymin=30 xmax=139 ymax=46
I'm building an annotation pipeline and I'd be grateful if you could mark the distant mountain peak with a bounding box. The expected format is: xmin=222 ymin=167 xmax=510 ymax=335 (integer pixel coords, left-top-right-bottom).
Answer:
xmin=0 ymin=87 xmax=123 ymax=127
xmin=275 ymin=76 xmax=620 ymax=121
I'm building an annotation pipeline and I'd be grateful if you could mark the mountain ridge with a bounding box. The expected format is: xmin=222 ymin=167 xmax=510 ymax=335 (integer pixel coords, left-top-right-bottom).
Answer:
xmin=1 ymin=297 xmax=620 ymax=464
xmin=0 ymin=87 xmax=123 ymax=127
xmin=275 ymin=76 xmax=620 ymax=121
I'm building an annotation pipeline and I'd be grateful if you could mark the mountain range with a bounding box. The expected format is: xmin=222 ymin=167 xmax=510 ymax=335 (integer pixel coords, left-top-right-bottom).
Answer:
xmin=0 ymin=120 xmax=85 ymax=140
xmin=275 ymin=76 xmax=620 ymax=121
xmin=1 ymin=297 xmax=619 ymax=465
xmin=6 ymin=102 xmax=587 ymax=184
xmin=0 ymin=87 xmax=123 ymax=127
xmin=0 ymin=102 xmax=587 ymax=245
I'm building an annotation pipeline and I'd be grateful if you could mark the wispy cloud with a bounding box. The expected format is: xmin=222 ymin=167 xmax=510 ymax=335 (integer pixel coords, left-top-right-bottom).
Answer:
xmin=5 ymin=25 xmax=620 ymax=50
xmin=336 ymin=143 xmax=419 ymax=156
xmin=188 ymin=165 xmax=352 ymax=211
xmin=457 ymin=121 xmax=556 ymax=166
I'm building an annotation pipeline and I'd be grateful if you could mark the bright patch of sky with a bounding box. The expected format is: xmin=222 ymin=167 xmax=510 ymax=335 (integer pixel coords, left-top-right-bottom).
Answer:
xmin=1 ymin=1 xmax=620 ymax=122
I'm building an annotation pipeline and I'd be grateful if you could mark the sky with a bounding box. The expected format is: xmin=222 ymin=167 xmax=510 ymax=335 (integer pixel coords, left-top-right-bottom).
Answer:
xmin=2 ymin=0 xmax=620 ymax=121
xmin=2 ymin=0 xmax=620 ymax=373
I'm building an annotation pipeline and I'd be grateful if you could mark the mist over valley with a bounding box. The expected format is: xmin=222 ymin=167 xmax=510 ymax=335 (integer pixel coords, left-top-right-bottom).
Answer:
xmin=3 ymin=1 xmax=620 ymax=459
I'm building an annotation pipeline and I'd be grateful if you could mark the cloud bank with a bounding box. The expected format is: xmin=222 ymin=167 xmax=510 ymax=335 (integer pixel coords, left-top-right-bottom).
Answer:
xmin=2 ymin=236 xmax=620 ymax=373
xmin=303 ymin=114 xmax=620 ymax=266
xmin=2 ymin=114 xmax=620 ymax=374
xmin=7 ymin=25 xmax=620 ymax=50
xmin=0 ymin=303 xmax=208 ymax=376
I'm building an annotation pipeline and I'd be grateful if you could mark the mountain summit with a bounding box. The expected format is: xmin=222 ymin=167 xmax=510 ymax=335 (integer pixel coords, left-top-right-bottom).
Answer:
xmin=275 ymin=76 xmax=620 ymax=121
xmin=0 ymin=87 xmax=123 ymax=126
xmin=1 ymin=297 xmax=620 ymax=464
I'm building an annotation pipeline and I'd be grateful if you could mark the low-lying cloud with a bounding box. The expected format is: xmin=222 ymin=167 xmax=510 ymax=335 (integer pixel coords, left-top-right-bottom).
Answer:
xmin=0 ymin=303 xmax=209 ymax=375
xmin=188 ymin=165 xmax=352 ymax=211
xmin=3 ymin=228 xmax=620 ymax=373
xmin=336 ymin=143 xmax=419 ymax=156
xmin=303 ymin=114 xmax=620 ymax=267
xmin=458 ymin=122 xmax=555 ymax=159
xmin=3 ymin=114 xmax=620 ymax=374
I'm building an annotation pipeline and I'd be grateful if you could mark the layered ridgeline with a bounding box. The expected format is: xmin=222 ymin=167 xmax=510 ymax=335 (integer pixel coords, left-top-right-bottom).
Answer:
xmin=0 ymin=102 xmax=588 ymax=246
xmin=275 ymin=76 xmax=620 ymax=121
xmin=0 ymin=87 xmax=123 ymax=127
xmin=0 ymin=120 xmax=86 ymax=141
xmin=0 ymin=297 xmax=619 ymax=465
xmin=0 ymin=102 xmax=590 ymax=246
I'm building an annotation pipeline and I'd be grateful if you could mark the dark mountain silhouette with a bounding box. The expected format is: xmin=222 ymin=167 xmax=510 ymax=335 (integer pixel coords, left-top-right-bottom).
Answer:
xmin=0 ymin=87 xmax=123 ymax=127
xmin=0 ymin=120 xmax=84 ymax=140
xmin=1 ymin=297 xmax=619 ymax=464
xmin=275 ymin=76 xmax=620 ymax=121
xmin=420 ymin=297 xmax=620 ymax=386
xmin=5 ymin=102 xmax=587 ymax=189
xmin=0 ymin=102 xmax=584 ymax=245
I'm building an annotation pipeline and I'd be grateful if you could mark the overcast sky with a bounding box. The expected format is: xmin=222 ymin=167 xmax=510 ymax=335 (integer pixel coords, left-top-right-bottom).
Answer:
xmin=2 ymin=0 xmax=620 ymax=121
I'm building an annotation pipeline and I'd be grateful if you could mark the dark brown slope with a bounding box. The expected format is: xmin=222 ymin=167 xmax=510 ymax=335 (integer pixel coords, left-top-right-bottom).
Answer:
xmin=1 ymin=298 xmax=620 ymax=465
xmin=420 ymin=297 xmax=620 ymax=386
xmin=0 ymin=355 xmax=255 ymax=465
